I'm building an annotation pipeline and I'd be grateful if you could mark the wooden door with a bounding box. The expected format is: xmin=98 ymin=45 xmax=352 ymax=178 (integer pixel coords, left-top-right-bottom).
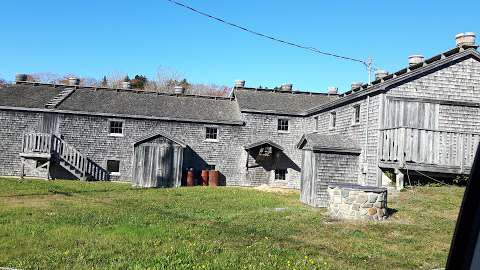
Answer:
xmin=133 ymin=143 xmax=174 ymax=187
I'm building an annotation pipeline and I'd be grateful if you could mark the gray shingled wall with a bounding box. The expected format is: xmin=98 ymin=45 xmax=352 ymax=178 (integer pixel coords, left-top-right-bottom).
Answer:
xmin=0 ymin=109 xmax=311 ymax=188
xmin=313 ymin=152 xmax=359 ymax=207
xmin=237 ymin=113 xmax=315 ymax=189
xmin=312 ymin=95 xmax=381 ymax=186
xmin=311 ymin=56 xmax=480 ymax=187
xmin=0 ymin=110 xmax=42 ymax=176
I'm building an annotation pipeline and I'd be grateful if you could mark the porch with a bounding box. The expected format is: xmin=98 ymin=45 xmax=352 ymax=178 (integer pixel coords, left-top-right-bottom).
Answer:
xmin=379 ymin=127 xmax=480 ymax=188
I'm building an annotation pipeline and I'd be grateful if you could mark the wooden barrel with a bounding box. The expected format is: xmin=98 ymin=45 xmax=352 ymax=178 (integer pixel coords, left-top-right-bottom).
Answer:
xmin=208 ymin=170 xmax=219 ymax=187
xmin=186 ymin=169 xmax=195 ymax=187
xmin=201 ymin=170 xmax=209 ymax=186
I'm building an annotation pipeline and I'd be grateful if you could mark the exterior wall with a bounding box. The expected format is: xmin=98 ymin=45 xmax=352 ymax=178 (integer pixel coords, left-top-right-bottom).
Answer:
xmin=0 ymin=109 xmax=246 ymax=185
xmin=0 ymin=110 xmax=42 ymax=177
xmin=312 ymin=95 xmax=381 ymax=186
xmin=313 ymin=152 xmax=359 ymax=207
xmin=438 ymin=105 xmax=480 ymax=133
xmin=310 ymin=57 xmax=480 ymax=187
xmin=387 ymin=58 xmax=480 ymax=103
xmin=237 ymin=112 xmax=315 ymax=189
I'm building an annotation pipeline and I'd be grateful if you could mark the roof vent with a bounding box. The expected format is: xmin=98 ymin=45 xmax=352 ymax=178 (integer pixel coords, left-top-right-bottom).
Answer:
xmin=174 ymin=85 xmax=185 ymax=94
xmin=455 ymin=32 xmax=476 ymax=47
xmin=281 ymin=83 xmax=293 ymax=91
xmin=122 ymin=81 xmax=131 ymax=89
xmin=68 ymin=77 xmax=80 ymax=86
xmin=15 ymin=73 xmax=28 ymax=84
xmin=327 ymin=86 xmax=338 ymax=94
xmin=375 ymin=70 xmax=389 ymax=80
xmin=234 ymin=80 xmax=245 ymax=88
xmin=351 ymin=82 xmax=363 ymax=90
xmin=408 ymin=55 xmax=425 ymax=66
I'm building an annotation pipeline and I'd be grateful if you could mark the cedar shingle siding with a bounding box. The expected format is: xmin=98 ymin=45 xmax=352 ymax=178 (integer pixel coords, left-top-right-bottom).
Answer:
xmin=1 ymin=46 xmax=480 ymax=201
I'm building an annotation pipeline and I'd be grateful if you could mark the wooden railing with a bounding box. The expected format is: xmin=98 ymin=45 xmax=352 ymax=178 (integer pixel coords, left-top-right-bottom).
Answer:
xmin=380 ymin=127 xmax=480 ymax=172
xmin=22 ymin=133 xmax=109 ymax=181
xmin=22 ymin=133 xmax=52 ymax=154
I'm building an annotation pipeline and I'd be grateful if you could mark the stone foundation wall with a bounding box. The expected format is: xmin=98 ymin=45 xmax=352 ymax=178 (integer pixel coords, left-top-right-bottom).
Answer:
xmin=327 ymin=184 xmax=387 ymax=221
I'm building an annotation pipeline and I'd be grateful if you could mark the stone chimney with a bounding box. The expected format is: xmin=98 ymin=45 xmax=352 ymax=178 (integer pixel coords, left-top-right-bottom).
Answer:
xmin=234 ymin=80 xmax=245 ymax=88
xmin=122 ymin=81 xmax=131 ymax=89
xmin=174 ymin=85 xmax=185 ymax=94
xmin=68 ymin=77 xmax=80 ymax=86
xmin=455 ymin=32 xmax=476 ymax=47
xmin=15 ymin=73 xmax=28 ymax=84
xmin=408 ymin=55 xmax=425 ymax=66
xmin=327 ymin=86 xmax=338 ymax=94
xmin=351 ymin=82 xmax=363 ymax=90
xmin=281 ymin=83 xmax=293 ymax=91
xmin=375 ymin=70 xmax=389 ymax=80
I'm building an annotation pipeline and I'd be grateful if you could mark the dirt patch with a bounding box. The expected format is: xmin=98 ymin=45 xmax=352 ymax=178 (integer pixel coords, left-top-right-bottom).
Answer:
xmin=253 ymin=185 xmax=298 ymax=194
xmin=0 ymin=194 xmax=68 ymax=208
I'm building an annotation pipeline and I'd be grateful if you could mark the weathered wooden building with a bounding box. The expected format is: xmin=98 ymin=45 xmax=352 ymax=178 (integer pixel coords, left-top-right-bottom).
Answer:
xmin=0 ymin=76 xmax=334 ymax=189
xmin=0 ymin=33 xmax=478 ymax=206
xmin=299 ymin=32 xmax=480 ymax=206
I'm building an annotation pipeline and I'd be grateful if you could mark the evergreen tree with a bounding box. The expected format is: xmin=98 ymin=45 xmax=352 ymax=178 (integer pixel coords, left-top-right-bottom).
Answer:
xmin=101 ymin=76 xmax=108 ymax=87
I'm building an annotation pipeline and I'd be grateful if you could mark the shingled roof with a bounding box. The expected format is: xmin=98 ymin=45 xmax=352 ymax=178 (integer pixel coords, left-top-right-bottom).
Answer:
xmin=0 ymin=83 xmax=243 ymax=125
xmin=297 ymin=132 xmax=361 ymax=154
xmin=0 ymin=84 xmax=64 ymax=108
xmin=234 ymin=88 xmax=338 ymax=116
xmin=305 ymin=46 xmax=480 ymax=115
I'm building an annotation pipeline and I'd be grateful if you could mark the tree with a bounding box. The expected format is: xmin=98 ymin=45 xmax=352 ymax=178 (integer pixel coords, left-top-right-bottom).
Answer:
xmin=0 ymin=78 xmax=7 ymax=89
xmin=130 ymin=75 xmax=148 ymax=89
xmin=101 ymin=76 xmax=108 ymax=87
xmin=123 ymin=75 xmax=130 ymax=82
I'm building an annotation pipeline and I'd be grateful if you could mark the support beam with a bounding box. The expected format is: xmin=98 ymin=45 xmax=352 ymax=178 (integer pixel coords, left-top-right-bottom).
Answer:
xmin=395 ymin=168 xmax=404 ymax=191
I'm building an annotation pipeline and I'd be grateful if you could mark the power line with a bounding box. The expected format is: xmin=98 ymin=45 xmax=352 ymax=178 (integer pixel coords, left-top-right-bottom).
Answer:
xmin=165 ymin=0 xmax=369 ymax=66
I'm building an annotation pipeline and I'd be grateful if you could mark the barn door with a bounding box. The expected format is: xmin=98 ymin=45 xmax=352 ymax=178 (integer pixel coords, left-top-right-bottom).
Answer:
xmin=384 ymin=98 xmax=439 ymax=129
xmin=133 ymin=143 xmax=174 ymax=187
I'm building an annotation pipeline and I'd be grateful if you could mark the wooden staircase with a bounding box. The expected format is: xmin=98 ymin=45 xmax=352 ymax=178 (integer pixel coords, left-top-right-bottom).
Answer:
xmin=45 ymin=88 xmax=75 ymax=108
xmin=21 ymin=133 xmax=109 ymax=181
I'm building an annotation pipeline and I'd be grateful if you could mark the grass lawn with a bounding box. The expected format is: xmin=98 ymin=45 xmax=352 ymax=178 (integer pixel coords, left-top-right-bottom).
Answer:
xmin=0 ymin=177 xmax=463 ymax=270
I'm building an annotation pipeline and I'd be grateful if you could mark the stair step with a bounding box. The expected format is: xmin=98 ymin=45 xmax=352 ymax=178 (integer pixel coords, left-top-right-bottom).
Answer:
xmin=45 ymin=88 xmax=75 ymax=108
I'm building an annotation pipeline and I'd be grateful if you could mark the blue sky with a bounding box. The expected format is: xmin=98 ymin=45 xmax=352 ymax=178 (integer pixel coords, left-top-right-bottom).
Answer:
xmin=1 ymin=1 xmax=479 ymax=92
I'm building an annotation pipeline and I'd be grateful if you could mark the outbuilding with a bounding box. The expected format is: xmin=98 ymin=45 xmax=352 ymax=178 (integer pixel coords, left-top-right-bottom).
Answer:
xmin=132 ymin=132 xmax=186 ymax=188
xmin=297 ymin=133 xmax=362 ymax=207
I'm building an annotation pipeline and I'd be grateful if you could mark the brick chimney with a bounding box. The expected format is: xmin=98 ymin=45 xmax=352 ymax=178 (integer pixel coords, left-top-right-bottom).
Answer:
xmin=281 ymin=83 xmax=293 ymax=91
xmin=408 ymin=55 xmax=425 ymax=66
xmin=234 ymin=80 xmax=245 ymax=88
xmin=455 ymin=32 xmax=476 ymax=47
xmin=68 ymin=77 xmax=80 ymax=86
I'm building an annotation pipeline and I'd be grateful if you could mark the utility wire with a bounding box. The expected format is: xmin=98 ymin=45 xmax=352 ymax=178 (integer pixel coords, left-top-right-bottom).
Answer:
xmin=165 ymin=0 xmax=369 ymax=66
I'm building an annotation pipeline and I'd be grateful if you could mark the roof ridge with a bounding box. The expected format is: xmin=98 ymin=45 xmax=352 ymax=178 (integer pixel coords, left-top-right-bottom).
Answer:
xmin=304 ymin=46 xmax=480 ymax=115
xmin=14 ymin=81 xmax=235 ymax=101
xmin=234 ymin=86 xmax=337 ymax=96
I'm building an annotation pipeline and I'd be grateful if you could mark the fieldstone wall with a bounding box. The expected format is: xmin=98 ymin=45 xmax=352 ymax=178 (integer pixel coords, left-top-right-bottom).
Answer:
xmin=327 ymin=184 xmax=387 ymax=221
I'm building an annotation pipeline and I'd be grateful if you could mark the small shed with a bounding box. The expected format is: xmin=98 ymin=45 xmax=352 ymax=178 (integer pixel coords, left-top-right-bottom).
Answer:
xmin=132 ymin=132 xmax=187 ymax=188
xmin=297 ymin=133 xmax=362 ymax=207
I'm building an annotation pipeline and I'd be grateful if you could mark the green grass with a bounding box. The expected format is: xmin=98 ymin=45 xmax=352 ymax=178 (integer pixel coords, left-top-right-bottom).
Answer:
xmin=0 ymin=178 xmax=464 ymax=270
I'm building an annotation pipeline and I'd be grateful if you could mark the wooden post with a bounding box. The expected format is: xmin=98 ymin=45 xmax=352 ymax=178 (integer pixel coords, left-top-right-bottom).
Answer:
xmin=20 ymin=158 xmax=25 ymax=180
xmin=395 ymin=168 xmax=404 ymax=191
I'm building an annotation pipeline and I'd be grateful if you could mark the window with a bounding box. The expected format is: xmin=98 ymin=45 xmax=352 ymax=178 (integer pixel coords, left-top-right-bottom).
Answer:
xmin=330 ymin=112 xmax=336 ymax=129
xmin=109 ymin=120 xmax=123 ymax=135
xmin=274 ymin=169 xmax=287 ymax=181
xmin=205 ymin=127 xmax=218 ymax=141
xmin=314 ymin=116 xmax=319 ymax=131
xmin=353 ymin=105 xmax=361 ymax=124
xmin=107 ymin=160 xmax=120 ymax=175
xmin=278 ymin=119 xmax=289 ymax=132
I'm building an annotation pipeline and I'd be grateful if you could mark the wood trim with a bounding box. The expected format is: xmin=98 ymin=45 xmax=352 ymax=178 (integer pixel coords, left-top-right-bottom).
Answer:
xmin=386 ymin=95 xmax=480 ymax=108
